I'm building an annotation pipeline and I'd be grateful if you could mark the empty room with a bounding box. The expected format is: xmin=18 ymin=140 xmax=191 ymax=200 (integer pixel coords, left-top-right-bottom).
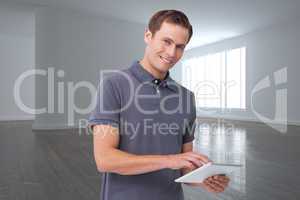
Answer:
xmin=0 ymin=0 xmax=299 ymax=200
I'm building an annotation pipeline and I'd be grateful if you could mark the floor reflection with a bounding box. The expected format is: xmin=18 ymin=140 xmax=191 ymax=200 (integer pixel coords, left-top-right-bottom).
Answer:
xmin=194 ymin=119 xmax=246 ymax=193
xmin=183 ymin=119 xmax=246 ymax=199
xmin=183 ymin=119 xmax=300 ymax=200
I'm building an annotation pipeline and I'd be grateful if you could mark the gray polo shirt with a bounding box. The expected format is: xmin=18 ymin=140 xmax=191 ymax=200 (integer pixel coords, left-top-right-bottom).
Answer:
xmin=89 ymin=61 xmax=196 ymax=200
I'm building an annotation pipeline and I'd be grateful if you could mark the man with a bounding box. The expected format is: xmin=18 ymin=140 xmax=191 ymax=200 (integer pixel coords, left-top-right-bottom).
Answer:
xmin=89 ymin=10 xmax=229 ymax=200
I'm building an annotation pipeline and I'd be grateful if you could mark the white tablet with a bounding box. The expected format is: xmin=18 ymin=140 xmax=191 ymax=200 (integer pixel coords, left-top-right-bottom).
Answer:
xmin=175 ymin=162 xmax=242 ymax=183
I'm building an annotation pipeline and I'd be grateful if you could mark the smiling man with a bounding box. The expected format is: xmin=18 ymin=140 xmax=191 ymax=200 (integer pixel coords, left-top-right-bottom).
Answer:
xmin=89 ymin=10 xmax=229 ymax=200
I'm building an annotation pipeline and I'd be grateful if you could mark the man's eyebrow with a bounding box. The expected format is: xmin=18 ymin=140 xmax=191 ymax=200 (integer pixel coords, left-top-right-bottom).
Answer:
xmin=177 ymin=44 xmax=186 ymax=48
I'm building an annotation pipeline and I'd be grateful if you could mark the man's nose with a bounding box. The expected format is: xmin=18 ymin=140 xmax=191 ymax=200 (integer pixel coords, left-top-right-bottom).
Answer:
xmin=166 ymin=45 xmax=176 ymax=57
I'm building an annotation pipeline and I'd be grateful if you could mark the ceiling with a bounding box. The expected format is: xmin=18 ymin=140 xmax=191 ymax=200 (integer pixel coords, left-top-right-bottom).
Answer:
xmin=2 ymin=0 xmax=300 ymax=49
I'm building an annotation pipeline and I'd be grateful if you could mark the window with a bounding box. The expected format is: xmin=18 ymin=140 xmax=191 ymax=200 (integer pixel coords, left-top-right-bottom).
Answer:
xmin=182 ymin=47 xmax=246 ymax=109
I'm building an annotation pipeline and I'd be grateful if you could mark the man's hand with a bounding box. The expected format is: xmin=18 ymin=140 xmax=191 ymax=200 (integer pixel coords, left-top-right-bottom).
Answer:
xmin=178 ymin=143 xmax=230 ymax=193
xmin=189 ymin=175 xmax=230 ymax=193
xmin=167 ymin=152 xmax=211 ymax=171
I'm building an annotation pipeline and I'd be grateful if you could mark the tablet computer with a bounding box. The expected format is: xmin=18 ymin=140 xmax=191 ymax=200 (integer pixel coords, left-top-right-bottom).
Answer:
xmin=175 ymin=162 xmax=242 ymax=183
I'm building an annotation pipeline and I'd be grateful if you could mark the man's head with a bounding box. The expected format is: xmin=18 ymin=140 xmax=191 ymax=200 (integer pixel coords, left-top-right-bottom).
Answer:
xmin=148 ymin=10 xmax=193 ymax=43
xmin=143 ymin=10 xmax=193 ymax=75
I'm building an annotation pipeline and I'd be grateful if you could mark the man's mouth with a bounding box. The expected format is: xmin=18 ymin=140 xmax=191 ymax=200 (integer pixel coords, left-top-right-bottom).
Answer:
xmin=159 ymin=56 xmax=173 ymax=64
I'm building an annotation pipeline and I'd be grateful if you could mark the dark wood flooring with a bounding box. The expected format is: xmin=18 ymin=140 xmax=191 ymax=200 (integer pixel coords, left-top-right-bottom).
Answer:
xmin=0 ymin=120 xmax=300 ymax=200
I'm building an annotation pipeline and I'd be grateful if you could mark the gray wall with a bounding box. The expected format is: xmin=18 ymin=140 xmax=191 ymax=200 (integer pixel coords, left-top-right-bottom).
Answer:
xmin=33 ymin=7 xmax=145 ymax=129
xmin=0 ymin=3 xmax=35 ymax=121
xmin=179 ymin=17 xmax=300 ymax=125
xmin=2 ymin=2 xmax=299 ymax=127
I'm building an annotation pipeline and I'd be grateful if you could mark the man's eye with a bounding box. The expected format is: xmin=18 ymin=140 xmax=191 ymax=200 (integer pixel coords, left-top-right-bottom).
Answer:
xmin=163 ymin=40 xmax=171 ymax=45
xmin=178 ymin=46 xmax=185 ymax=50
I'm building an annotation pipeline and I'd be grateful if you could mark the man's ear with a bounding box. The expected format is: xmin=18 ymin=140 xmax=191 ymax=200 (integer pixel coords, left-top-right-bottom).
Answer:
xmin=144 ymin=29 xmax=152 ymax=44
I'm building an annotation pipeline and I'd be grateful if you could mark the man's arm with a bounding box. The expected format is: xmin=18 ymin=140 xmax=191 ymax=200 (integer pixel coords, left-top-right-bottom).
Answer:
xmin=93 ymin=124 xmax=208 ymax=175
xmin=93 ymin=124 xmax=169 ymax=175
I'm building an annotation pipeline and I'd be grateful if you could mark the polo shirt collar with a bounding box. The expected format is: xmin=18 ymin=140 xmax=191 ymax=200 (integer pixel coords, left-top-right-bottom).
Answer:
xmin=129 ymin=61 xmax=178 ymax=92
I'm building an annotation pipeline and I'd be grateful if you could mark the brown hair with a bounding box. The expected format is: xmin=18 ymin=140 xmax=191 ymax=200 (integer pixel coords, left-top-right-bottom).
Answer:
xmin=148 ymin=9 xmax=193 ymax=43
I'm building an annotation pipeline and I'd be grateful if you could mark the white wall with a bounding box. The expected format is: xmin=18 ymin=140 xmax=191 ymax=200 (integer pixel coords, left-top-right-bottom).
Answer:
xmin=179 ymin=17 xmax=300 ymax=125
xmin=0 ymin=3 xmax=35 ymax=121
xmin=33 ymin=7 xmax=145 ymax=129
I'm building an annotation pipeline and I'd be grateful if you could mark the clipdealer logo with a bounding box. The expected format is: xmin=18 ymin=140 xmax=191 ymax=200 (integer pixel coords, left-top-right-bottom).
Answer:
xmin=251 ymin=67 xmax=288 ymax=133
xmin=13 ymin=68 xmax=193 ymax=128
xmin=13 ymin=67 xmax=97 ymax=126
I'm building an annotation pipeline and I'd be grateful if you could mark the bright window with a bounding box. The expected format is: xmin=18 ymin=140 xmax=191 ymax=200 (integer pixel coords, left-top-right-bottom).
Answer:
xmin=182 ymin=47 xmax=246 ymax=109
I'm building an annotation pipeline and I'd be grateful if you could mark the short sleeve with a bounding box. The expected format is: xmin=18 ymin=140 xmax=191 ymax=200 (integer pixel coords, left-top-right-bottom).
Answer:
xmin=88 ymin=76 xmax=120 ymax=131
xmin=183 ymin=93 xmax=196 ymax=144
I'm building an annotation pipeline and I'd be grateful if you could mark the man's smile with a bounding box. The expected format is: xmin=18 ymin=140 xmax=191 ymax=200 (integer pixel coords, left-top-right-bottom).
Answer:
xmin=159 ymin=55 xmax=174 ymax=64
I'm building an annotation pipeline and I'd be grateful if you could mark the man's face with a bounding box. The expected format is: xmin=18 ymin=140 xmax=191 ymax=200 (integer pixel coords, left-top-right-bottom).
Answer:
xmin=144 ymin=21 xmax=189 ymax=73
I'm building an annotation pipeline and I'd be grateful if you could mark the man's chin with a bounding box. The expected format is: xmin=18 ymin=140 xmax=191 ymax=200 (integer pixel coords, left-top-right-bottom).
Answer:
xmin=156 ymin=65 xmax=172 ymax=73
xmin=156 ymin=62 xmax=175 ymax=72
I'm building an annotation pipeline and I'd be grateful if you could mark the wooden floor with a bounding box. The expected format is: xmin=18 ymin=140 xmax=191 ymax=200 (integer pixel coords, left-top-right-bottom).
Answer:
xmin=0 ymin=120 xmax=299 ymax=200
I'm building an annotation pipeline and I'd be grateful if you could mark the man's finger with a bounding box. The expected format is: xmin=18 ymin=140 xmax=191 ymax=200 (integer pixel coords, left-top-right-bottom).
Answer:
xmin=204 ymin=179 xmax=224 ymax=193
xmin=212 ymin=175 xmax=230 ymax=183
xmin=209 ymin=179 xmax=225 ymax=191
xmin=184 ymin=156 xmax=204 ymax=168
xmin=203 ymin=181 xmax=218 ymax=193
xmin=210 ymin=176 xmax=229 ymax=187
xmin=188 ymin=152 xmax=211 ymax=163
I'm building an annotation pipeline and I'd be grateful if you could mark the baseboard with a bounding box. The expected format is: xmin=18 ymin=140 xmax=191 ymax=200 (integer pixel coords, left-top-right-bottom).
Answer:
xmin=30 ymin=115 xmax=300 ymax=130
xmin=0 ymin=115 xmax=35 ymax=121
xmin=197 ymin=115 xmax=300 ymax=126
xmin=31 ymin=122 xmax=79 ymax=130
xmin=286 ymin=120 xmax=300 ymax=126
